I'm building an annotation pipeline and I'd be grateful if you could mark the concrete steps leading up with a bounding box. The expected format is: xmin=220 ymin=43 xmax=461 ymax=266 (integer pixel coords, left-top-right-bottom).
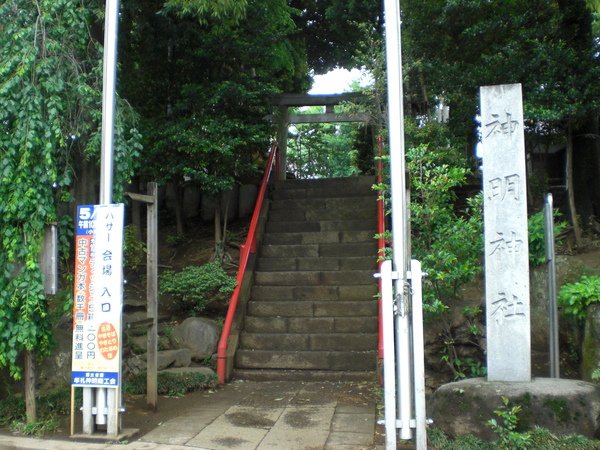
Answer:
xmin=235 ymin=176 xmax=379 ymax=381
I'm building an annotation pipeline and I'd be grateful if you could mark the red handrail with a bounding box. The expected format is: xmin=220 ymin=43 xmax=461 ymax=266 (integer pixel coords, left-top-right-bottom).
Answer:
xmin=376 ymin=136 xmax=386 ymax=363
xmin=217 ymin=143 xmax=279 ymax=384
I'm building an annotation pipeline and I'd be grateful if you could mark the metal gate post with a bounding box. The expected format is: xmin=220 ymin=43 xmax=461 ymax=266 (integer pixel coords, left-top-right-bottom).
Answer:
xmin=378 ymin=260 xmax=398 ymax=449
xmin=409 ymin=260 xmax=427 ymax=449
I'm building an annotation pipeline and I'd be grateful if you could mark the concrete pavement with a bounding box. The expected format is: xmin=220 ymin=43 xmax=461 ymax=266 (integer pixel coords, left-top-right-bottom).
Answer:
xmin=0 ymin=380 xmax=382 ymax=450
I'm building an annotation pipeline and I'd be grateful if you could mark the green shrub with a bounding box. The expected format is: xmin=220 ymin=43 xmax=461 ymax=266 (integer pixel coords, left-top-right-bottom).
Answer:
xmin=528 ymin=209 xmax=567 ymax=266
xmin=487 ymin=396 xmax=531 ymax=449
xmin=124 ymin=224 xmax=146 ymax=270
xmin=160 ymin=262 xmax=236 ymax=315
xmin=559 ymin=275 xmax=600 ymax=319
xmin=124 ymin=371 xmax=217 ymax=397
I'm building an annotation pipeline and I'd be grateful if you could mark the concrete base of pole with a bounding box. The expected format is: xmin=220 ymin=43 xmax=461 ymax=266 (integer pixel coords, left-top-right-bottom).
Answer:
xmin=70 ymin=428 xmax=138 ymax=441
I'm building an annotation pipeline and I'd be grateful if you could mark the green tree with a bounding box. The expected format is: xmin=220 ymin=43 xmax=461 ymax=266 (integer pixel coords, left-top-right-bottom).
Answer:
xmin=0 ymin=0 xmax=140 ymax=422
xmin=120 ymin=0 xmax=308 ymax=255
xmin=289 ymin=0 xmax=383 ymax=73
xmin=163 ymin=0 xmax=249 ymax=22
xmin=402 ymin=0 xmax=600 ymax=240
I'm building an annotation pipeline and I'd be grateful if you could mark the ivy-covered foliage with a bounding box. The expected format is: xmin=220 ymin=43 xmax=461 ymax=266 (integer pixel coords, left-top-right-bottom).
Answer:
xmin=0 ymin=0 xmax=141 ymax=379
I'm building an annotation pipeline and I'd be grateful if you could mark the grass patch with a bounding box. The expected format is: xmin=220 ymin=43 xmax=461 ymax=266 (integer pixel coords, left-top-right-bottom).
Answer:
xmin=123 ymin=371 xmax=218 ymax=397
xmin=0 ymin=388 xmax=71 ymax=436
xmin=428 ymin=427 xmax=600 ymax=449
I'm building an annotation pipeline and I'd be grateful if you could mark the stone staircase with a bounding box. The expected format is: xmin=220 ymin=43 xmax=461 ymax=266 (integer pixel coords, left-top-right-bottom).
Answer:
xmin=234 ymin=176 xmax=379 ymax=381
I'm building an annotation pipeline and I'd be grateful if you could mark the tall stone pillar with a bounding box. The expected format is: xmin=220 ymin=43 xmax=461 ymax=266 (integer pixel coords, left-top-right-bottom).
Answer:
xmin=480 ymin=83 xmax=531 ymax=382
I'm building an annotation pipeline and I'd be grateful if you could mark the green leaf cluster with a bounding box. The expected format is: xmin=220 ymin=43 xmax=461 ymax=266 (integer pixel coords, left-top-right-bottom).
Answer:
xmin=163 ymin=0 xmax=249 ymax=24
xmin=559 ymin=275 xmax=600 ymax=319
xmin=405 ymin=122 xmax=483 ymax=310
xmin=160 ymin=262 xmax=236 ymax=315
xmin=123 ymin=225 xmax=147 ymax=270
xmin=487 ymin=397 xmax=531 ymax=450
xmin=527 ymin=209 xmax=568 ymax=266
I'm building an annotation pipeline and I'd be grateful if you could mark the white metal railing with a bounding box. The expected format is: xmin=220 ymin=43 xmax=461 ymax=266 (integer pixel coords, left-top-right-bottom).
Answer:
xmin=376 ymin=259 xmax=428 ymax=449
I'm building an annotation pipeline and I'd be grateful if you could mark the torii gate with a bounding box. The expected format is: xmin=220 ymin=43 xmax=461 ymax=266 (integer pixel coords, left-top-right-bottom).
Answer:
xmin=271 ymin=92 xmax=371 ymax=180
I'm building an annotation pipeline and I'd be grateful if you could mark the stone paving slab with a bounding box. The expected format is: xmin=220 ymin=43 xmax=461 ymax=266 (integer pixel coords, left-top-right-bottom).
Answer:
xmin=257 ymin=405 xmax=335 ymax=449
xmin=186 ymin=405 xmax=284 ymax=450
xmin=0 ymin=381 xmax=378 ymax=450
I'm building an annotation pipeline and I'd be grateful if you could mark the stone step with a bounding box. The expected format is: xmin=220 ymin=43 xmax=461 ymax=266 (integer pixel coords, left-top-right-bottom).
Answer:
xmin=232 ymin=369 xmax=376 ymax=382
xmin=270 ymin=196 xmax=376 ymax=212
xmin=268 ymin=205 xmax=376 ymax=222
xmin=260 ymin=242 xmax=377 ymax=258
xmin=243 ymin=316 xmax=377 ymax=334
xmin=272 ymin=177 xmax=376 ymax=199
xmin=235 ymin=349 xmax=377 ymax=371
xmin=251 ymin=284 xmax=376 ymax=302
xmin=246 ymin=301 xmax=378 ymax=318
xmin=235 ymin=176 xmax=379 ymax=376
xmin=239 ymin=332 xmax=377 ymax=351
xmin=266 ymin=219 xmax=375 ymax=233
xmin=254 ymin=270 xmax=376 ymax=286
xmin=256 ymin=256 xmax=375 ymax=272
xmin=262 ymin=230 xmax=374 ymax=246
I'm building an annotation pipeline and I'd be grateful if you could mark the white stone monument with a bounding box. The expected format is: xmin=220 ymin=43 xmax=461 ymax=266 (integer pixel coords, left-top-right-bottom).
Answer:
xmin=480 ymin=83 xmax=531 ymax=382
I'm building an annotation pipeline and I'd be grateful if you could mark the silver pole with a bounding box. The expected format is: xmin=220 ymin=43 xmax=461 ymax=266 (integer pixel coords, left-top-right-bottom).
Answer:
xmin=92 ymin=0 xmax=121 ymax=436
xmin=410 ymin=260 xmax=427 ymax=449
xmin=383 ymin=0 xmax=412 ymax=442
xmin=100 ymin=0 xmax=120 ymax=205
xmin=379 ymin=261 xmax=397 ymax=450
xmin=544 ymin=193 xmax=560 ymax=378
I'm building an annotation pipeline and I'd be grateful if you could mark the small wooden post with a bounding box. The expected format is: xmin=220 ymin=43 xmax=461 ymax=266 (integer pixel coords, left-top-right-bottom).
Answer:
xmin=126 ymin=183 xmax=159 ymax=409
xmin=70 ymin=386 xmax=75 ymax=435
xmin=146 ymin=182 xmax=159 ymax=410
xmin=276 ymin=106 xmax=289 ymax=181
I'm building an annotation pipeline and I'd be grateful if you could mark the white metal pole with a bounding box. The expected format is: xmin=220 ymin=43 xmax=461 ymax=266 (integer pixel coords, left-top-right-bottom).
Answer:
xmin=410 ymin=260 xmax=427 ymax=449
xmin=100 ymin=0 xmax=120 ymax=206
xmin=94 ymin=0 xmax=120 ymax=436
xmin=383 ymin=0 xmax=412 ymax=441
xmin=379 ymin=260 xmax=397 ymax=450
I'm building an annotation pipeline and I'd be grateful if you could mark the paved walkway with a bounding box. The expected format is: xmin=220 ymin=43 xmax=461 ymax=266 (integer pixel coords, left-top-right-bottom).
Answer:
xmin=0 ymin=381 xmax=382 ymax=450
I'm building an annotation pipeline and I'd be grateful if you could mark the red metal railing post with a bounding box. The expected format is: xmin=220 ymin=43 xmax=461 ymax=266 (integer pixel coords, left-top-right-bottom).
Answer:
xmin=216 ymin=144 xmax=278 ymax=384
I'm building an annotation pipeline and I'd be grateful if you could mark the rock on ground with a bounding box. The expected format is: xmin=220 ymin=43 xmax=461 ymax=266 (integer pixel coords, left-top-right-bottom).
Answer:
xmin=171 ymin=317 xmax=220 ymax=361
xmin=428 ymin=377 xmax=600 ymax=440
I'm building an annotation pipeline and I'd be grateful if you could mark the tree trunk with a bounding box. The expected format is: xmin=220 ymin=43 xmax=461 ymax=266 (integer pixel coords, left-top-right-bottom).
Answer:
xmin=129 ymin=176 xmax=142 ymax=241
xmin=222 ymin=193 xmax=230 ymax=244
xmin=214 ymin=198 xmax=222 ymax=248
xmin=594 ymin=115 xmax=600 ymax=219
xmin=24 ymin=350 xmax=36 ymax=424
xmin=174 ymin=182 xmax=185 ymax=236
xmin=566 ymin=122 xmax=583 ymax=246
